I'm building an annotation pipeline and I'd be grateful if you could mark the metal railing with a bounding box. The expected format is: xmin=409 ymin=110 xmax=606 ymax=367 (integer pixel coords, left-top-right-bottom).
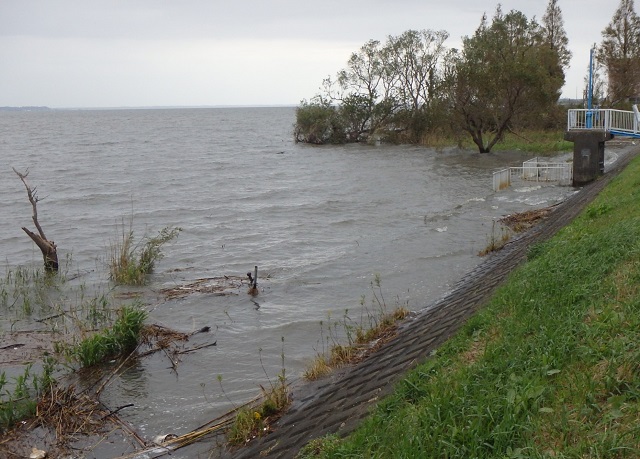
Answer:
xmin=493 ymin=158 xmax=573 ymax=191
xmin=567 ymin=106 xmax=640 ymax=137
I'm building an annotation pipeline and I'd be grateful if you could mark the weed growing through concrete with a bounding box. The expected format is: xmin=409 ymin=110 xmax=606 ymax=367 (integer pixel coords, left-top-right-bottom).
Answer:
xmin=304 ymin=274 xmax=409 ymax=381
xmin=478 ymin=220 xmax=512 ymax=256
xmin=227 ymin=337 xmax=291 ymax=445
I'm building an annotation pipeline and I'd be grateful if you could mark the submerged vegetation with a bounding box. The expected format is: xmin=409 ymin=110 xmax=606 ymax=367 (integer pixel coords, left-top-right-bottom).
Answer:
xmin=68 ymin=304 xmax=147 ymax=367
xmin=0 ymin=215 xmax=179 ymax=453
xmin=297 ymin=154 xmax=640 ymax=457
xmin=109 ymin=223 xmax=181 ymax=285
xmin=0 ymin=362 xmax=54 ymax=432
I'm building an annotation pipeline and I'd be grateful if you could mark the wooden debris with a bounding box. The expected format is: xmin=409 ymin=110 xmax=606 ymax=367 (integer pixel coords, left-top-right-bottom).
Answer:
xmin=159 ymin=276 xmax=247 ymax=299
xmin=498 ymin=204 xmax=559 ymax=233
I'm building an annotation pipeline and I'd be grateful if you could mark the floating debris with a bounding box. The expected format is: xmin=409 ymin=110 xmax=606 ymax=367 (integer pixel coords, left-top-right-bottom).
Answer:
xmin=29 ymin=447 xmax=47 ymax=459
xmin=499 ymin=204 xmax=558 ymax=233
xmin=160 ymin=275 xmax=247 ymax=299
xmin=153 ymin=433 xmax=178 ymax=445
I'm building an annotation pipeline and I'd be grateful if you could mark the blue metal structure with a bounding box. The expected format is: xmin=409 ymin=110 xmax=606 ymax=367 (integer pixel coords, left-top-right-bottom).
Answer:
xmin=567 ymin=106 xmax=640 ymax=139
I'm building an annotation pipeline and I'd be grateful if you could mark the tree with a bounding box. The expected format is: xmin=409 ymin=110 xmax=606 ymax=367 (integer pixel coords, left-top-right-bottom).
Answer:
xmin=376 ymin=30 xmax=449 ymax=142
xmin=13 ymin=168 xmax=59 ymax=272
xmin=336 ymin=40 xmax=396 ymax=141
xmin=449 ymin=7 xmax=564 ymax=153
xmin=294 ymin=29 xmax=449 ymax=144
xmin=597 ymin=0 xmax=640 ymax=105
xmin=294 ymin=97 xmax=346 ymax=144
xmin=541 ymin=0 xmax=572 ymax=70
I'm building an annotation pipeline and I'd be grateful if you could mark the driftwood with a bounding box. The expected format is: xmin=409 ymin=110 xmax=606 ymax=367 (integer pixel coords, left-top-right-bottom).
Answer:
xmin=13 ymin=167 xmax=59 ymax=271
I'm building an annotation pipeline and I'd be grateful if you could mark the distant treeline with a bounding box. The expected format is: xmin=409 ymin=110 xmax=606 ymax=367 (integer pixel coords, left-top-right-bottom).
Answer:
xmin=0 ymin=106 xmax=51 ymax=112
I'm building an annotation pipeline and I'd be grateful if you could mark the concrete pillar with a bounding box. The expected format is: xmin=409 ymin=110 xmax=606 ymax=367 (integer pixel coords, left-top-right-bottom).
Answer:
xmin=564 ymin=130 xmax=613 ymax=186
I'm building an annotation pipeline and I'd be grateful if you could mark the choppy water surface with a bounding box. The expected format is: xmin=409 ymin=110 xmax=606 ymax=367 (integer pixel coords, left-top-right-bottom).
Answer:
xmin=0 ymin=107 xmax=579 ymax=455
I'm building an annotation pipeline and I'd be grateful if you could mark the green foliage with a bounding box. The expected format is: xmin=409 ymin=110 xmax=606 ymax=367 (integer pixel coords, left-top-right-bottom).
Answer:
xmin=586 ymin=202 xmax=613 ymax=219
xmin=300 ymin=155 xmax=640 ymax=457
xmin=450 ymin=7 xmax=565 ymax=153
xmin=597 ymin=0 xmax=640 ymax=106
xmin=295 ymin=4 xmax=572 ymax=148
xmin=72 ymin=304 xmax=147 ymax=367
xmin=0 ymin=361 xmax=54 ymax=432
xmin=109 ymin=223 xmax=181 ymax=285
xmin=295 ymin=29 xmax=450 ymax=145
xmin=294 ymin=99 xmax=346 ymax=145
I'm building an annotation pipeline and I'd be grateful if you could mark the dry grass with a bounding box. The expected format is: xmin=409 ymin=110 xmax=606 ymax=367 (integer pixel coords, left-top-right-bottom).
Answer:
xmin=0 ymin=385 xmax=114 ymax=458
xmin=499 ymin=205 xmax=557 ymax=233
xmin=304 ymin=306 xmax=410 ymax=381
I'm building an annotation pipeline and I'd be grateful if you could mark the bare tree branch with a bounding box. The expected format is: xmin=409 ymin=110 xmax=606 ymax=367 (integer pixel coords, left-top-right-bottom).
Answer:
xmin=13 ymin=167 xmax=58 ymax=272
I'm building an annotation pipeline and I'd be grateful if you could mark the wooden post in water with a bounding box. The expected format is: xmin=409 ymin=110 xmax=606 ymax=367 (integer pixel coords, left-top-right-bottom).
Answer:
xmin=253 ymin=266 xmax=258 ymax=289
xmin=248 ymin=265 xmax=259 ymax=295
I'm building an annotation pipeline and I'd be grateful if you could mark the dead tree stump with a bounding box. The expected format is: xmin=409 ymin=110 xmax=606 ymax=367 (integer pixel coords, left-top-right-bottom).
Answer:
xmin=13 ymin=168 xmax=59 ymax=272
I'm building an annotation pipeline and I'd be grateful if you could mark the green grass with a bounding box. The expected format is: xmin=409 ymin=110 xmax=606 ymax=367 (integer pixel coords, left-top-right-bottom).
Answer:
xmin=0 ymin=361 xmax=55 ymax=432
xmin=494 ymin=129 xmax=574 ymax=154
xmin=298 ymin=156 xmax=640 ymax=457
xmin=71 ymin=303 xmax=147 ymax=367
xmin=421 ymin=129 xmax=573 ymax=154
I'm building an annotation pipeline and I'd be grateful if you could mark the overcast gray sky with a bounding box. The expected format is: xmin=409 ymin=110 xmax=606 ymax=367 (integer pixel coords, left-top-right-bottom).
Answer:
xmin=0 ymin=0 xmax=618 ymax=108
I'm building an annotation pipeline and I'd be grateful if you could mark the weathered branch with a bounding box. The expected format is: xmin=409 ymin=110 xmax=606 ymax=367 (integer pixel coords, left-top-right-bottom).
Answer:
xmin=13 ymin=167 xmax=59 ymax=272
xmin=13 ymin=168 xmax=47 ymax=239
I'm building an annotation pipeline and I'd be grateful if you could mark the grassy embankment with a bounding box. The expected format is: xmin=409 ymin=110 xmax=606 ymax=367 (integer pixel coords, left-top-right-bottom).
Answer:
xmin=300 ymin=154 xmax=640 ymax=457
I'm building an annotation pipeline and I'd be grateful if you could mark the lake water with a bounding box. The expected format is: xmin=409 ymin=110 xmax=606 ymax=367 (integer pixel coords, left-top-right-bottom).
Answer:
xmin=0 ymin=107 xmax=579 ymax=455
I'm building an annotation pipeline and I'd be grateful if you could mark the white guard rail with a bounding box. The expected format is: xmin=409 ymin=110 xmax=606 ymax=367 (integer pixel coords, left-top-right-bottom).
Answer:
xmin=567 ymin=106 xmax=640 ymax=137
xmin=493 ymin=158 xmax=573 ymax=191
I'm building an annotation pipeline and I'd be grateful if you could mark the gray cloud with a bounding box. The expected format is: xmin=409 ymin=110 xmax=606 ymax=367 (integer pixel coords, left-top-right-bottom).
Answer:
xmin=0 ymin=0 xmax=614 ymax=106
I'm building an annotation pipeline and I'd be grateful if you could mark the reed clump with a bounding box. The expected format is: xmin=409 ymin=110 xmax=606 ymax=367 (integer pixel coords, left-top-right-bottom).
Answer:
xmin=69 ymin=303 xmax=147 ymax=367
xmin=109 ymin=222 xmax=181 ymax=285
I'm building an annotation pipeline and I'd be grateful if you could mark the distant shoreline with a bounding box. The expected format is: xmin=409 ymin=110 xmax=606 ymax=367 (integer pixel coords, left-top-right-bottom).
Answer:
xmin=0 ymin=106 xmax=51 ymax=112
xmin=0 ymin=105 xmax=297 ymax=112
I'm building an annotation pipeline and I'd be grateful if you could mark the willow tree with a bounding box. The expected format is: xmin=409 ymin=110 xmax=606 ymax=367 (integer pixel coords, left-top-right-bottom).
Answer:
xmin=450 ymin=7 xmax=564 ymax=153
xmin=381 ymin=29 xmax=449 ymax=141
xmin=294 ymin=29 xmax=449 ymax=144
